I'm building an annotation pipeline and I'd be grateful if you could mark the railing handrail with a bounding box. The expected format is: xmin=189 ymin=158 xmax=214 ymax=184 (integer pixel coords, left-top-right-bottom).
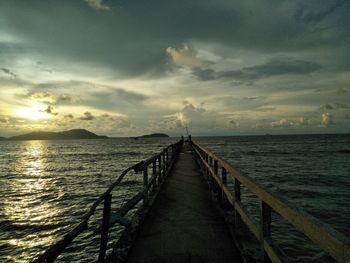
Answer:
xmin=191 ymin=141 xmax=350 ymax=263
xmin=34 ymin=139 xmax=183 ymax=263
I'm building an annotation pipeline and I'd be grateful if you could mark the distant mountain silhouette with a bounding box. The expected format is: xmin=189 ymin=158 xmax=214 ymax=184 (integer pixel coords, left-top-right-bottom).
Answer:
xmin=140 ymin=133 xmax=169 ymax=138
xmin=8 ymin=129 xmax=108 ymax=141
xmin=0 ymin=137 xmax=6 ymax=141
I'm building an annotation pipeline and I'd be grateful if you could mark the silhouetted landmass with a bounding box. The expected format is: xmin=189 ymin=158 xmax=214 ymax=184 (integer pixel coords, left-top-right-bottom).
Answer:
xmin=140 ymin=133 xmax=169 ymax=138
xmin=8 ymin=129 xmax=108 ymax=141
xmin=0 ymin=137 xmax=6 ymax=141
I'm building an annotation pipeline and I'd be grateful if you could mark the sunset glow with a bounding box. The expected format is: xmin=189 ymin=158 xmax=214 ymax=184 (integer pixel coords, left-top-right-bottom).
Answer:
xmin=16 ymin=104 xmax=49 ymax=121
xmin=0 ymin=1 xmax=349 ymax=137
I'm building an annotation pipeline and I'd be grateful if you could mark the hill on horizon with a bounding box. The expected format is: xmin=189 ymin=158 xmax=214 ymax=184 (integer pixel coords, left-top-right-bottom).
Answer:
xmin=6 ymin=129 xmax=108 ymax=141
xmin=139 ymin=133 xmax=169 ymax=138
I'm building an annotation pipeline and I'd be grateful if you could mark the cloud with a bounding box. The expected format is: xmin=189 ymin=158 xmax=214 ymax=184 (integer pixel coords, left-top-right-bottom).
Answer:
xmin=271 ymin=118 xmax=295 ymax=128
xmin=228 ymin=119 xmax=239 ymax=128
xmin=79 ymin=111 xmax=95 ymax=120
xmin=115 ymin=88 xmax=149 ymax=103
xmin=18 ymin=91 xmax=76 ymax=105
xmin=294 ymin=1 xmax=346 ymax=25
xmin=0 ymin=117 xmax=9 ymax=124
xmin=167 ymin=102 xmax=234 ymax=134
xmin=57 ymin=94 xmax=75 ymax=104
xmin=298 ymin=117 xmax=311 ymax=126
xmin=0 ymin=1 xmax=350 ymax=136
xmin=334 ymin=103 xmax=350 ymax=109
xmin=41 ymin=105 xmax=58 ymax=115
xmin=193 ymin=59 xmax=321 ymax=82
xmin=1 ymin=68 xmax=16 ymax=77
xmin=255 ymin=116 xmax=319 ymax=129
xmin=84 ymin=0 xmax=110 ymax=11
xmin=321 ymin=112 xmax=334 ymax=127
xmin=319 ymin=103 xmax=350 ymax=111
xmin=64 ymin=114 xmax=74 ymax=119
xmin=221 ymin=96 xmax=269 ymax=111
xmin=84 ymin=88 xmax=150 ymax=113
xmin=246 ymin=59 xmax=321 ymax=75
xmin=319 ymin=104 xmax=334 ymax=111
xmin=166 ymin=44 xmax=207 ymax=67
xmin=175 ymin=112 xmax=189 ymax=128
xmin=29 ymin=92 xmax=56 ymax=103
xmin=335 ymin=88 xmax=347 ymax=94
xmin=1 ymin=0 xmax=349 ymax=79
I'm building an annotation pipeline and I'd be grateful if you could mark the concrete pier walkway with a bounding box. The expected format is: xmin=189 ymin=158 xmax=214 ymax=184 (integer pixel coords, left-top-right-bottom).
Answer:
xmin=127 ymin=143 xmax=242 ymax=263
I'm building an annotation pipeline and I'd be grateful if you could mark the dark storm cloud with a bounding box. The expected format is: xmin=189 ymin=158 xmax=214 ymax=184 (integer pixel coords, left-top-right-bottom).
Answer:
xmin=193 ymin=59 xmax=321 ymax=82
xmin=1 ymin=0 xmax=349 ymax=77
xmin=0 ymin=0 xmax=171 ymax=77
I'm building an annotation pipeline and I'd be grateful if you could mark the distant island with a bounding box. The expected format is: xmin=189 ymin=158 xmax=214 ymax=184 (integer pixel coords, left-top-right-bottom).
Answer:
xmin=3 ymin=129 xmax=108 ymax=141
xmin=140 ymin=133 xmax=169 ymax=138
xmin=131 ymin=133 xmax=170 ymax=139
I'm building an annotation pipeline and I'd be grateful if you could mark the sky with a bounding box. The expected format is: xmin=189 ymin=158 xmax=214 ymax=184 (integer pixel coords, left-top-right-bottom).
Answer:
xmin=0 ymin=0 xmax=350 ymax=137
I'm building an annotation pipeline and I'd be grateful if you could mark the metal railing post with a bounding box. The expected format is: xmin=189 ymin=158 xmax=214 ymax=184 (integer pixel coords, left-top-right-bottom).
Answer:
xmin=234 ymin=178 xmax=241 ymax=228
xmin=260 ymin=201 xmax=272 ymax=262
xmin=152 ymin=160 xmax=157 ymax=190
xmin=143 ymin=168 xmax=149 ymax=206
xmin=158 ymin=156 xmax=162 ymax=183
xmin=213 ymin=160 xmax=221 ymax=202
xmin=213 ymin=160 xmax=218 ymax=175
xmin=165 ymin=148 xmax=169 ymax=171
xmin=162 ymin=150 xmax=166 ymax=176
xmin=204 ymin=154 xmax=209 ymax=178
xmin=98 ymin=194 xmax=112 ymax=262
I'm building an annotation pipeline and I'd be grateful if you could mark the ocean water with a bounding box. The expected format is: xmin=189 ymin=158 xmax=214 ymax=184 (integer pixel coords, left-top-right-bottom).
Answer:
xmin=0 ymin=135 xmax=349 ymax=262
xmin=0 ymin=138 xmax=177 ymax=262
xmin=196 ymin=134 xmax=350 ymax=262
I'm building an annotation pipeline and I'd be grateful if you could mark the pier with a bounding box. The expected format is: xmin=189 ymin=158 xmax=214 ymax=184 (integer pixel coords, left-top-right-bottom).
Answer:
xmin=127 ymin=143 xmax=241 ymax=262
xmin=34 ymin=139 xmax=350 ymax=263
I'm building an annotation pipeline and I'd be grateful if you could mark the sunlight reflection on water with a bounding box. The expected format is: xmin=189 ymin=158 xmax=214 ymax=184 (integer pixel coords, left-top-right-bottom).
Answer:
xmin=2 ymin=141 xmax=63 ymax=262
xmin=0 ymin=138 xmax=175 ymax=262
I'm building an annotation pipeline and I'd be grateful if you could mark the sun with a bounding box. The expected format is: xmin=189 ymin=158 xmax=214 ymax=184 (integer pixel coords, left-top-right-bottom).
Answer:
xmin=16 ymin=104 xmax=49 ymax=120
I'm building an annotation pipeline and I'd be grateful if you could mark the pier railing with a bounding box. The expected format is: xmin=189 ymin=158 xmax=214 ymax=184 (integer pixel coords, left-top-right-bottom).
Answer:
xmin=34 ymin=139 xmax=183 ymax=263
xmin=191 ymin=141 xmax=350 ymax=263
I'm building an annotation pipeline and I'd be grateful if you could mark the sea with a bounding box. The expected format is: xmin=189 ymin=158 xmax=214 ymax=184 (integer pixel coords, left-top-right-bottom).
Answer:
xmin=0 ymin=134 xmax=349 ymax=262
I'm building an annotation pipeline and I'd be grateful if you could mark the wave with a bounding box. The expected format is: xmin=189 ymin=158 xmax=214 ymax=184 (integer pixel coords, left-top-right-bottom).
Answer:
xmin=244 ymin=149 xmax=350 ymax=156
xmin=0 ymin=220 xmax=66 ymax=232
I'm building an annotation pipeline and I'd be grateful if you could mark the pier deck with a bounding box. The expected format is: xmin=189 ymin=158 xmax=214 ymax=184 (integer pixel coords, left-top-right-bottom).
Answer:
xmin=127 ymin=144 xmax=242 ymax=262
